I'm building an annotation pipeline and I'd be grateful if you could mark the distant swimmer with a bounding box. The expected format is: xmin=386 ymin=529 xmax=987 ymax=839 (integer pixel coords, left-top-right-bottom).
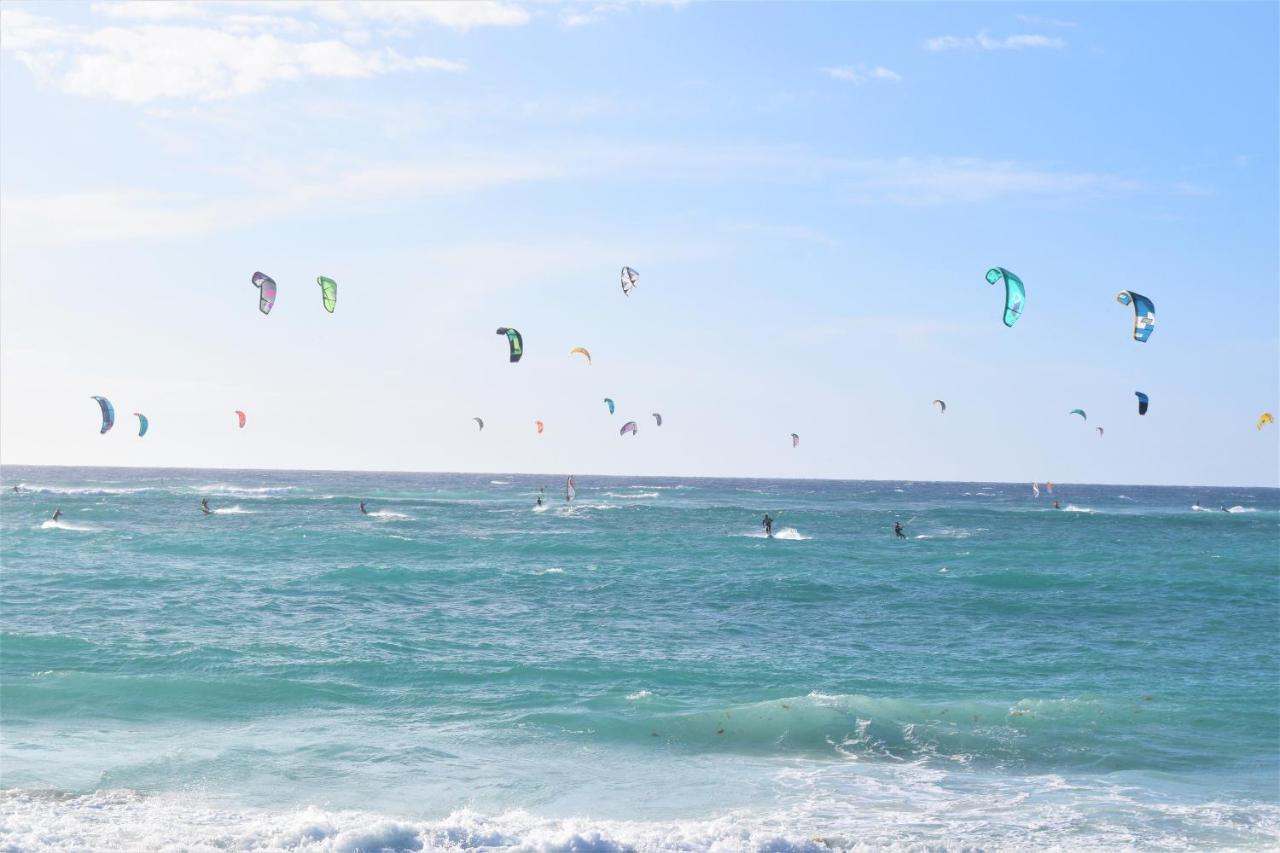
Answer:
xmin=360 ymin=501 xmax=368 ymax=515
xmin=894 ymin=521 xmax=906 ymax=539
xmin=200 ymin=498 xmax=212 ymax=515
xmin=51 ymin=508 xmax=62 ymax=522
xmin=762 ymin=514 xmax=774 ymax=538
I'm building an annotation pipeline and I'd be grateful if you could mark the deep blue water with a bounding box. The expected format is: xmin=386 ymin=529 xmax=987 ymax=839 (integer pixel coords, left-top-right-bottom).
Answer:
xmin=2 ymin=466 xmax=1277 ymax=850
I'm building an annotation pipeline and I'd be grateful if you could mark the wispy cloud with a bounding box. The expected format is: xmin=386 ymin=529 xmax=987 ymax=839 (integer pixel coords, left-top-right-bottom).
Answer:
xmin=0 ymin=145 xmax=1142 ymax=248
xmin=557 ymin=0 xmax=687 ymax=29
xmin=925 ymin=30 xmax=1065 ymax=52
xmin=0 ymin=7 xmax=465 ymax=103
xmin=91 ymin=1 xmax=531 ymax=31
xmin=824 ymin=64 xmax=902 ymax=84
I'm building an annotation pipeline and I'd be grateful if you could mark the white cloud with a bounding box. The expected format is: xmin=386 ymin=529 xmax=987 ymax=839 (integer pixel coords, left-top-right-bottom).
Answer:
xmin=304 ymin=1 xmax=529 ymax=31
xmin=925 ymin=30 xmax=1065 ymax=52
xmin=91 ymin=1 xmax=208 ymax=21
xmin=0 ymin=16 xmax=463 ymax=103
xmin=824 ymin=64 xmax=901 ymax=83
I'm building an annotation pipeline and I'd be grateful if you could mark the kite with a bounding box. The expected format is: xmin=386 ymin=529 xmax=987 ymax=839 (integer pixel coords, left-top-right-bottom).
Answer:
xmin=570 ymin=346 xmax=592 ymax=366
xmin=473 ymin=417 xmax=485 ymax=431
xmin=791 ymin=433 xmax=800 ymax=448
xmin=1135 ymin=392 xmax=1149 ymax=415
xmin=1096 ymin=427 xmax=1105 ymax=437
xmin=621 ymin=266 xmax=639 ymax=296
xmin=252 ymin=272 xmax=276 ymax=315
xmin=235 ymin=410 xmax=246 ymax=429
xmin=985 ymin=267 xmax=1025 ymax=328
xmin=1070 ymin=409 xmax=1087 ymax=421
xmin=566 ymin=475 xmax=576 ymax=502
xmin=1115 ymin=291 xmax=1156 ymax=342
xmin=316 ymin=276 xmax=337 ymax=313
xmin=496 ymin=327 xmax=523 ymax=363
xmin=603 ymin=398 xmax=615 ymax=415
xmin=1259 ymin=413 xmax=1275 ymax=431
xmin=536 ymin=420 xmax=544 ymax=434
xmin=91 ymin=396 xmax=115 ymax=434
xmin=932 ymin=399 xmax=946 ymax=414
xmin=620 ymin=421 xmax=638 ymax=437
xmin=652 ymin=413 xmax=663 ymax=426
xmin=1032 ymin=482 xmax=1040 ymax=498
xmin=133 ymin=413 xmax=149 ymax=437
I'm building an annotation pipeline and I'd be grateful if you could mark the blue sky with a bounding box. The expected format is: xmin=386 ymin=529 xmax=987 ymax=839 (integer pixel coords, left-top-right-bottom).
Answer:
xmin=1 ymin=1 xmax=1276 ymax=486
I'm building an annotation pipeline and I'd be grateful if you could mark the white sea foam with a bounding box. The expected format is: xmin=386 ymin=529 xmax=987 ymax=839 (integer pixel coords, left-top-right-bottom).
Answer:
xmin=366 ymin=510 xmax=411 ymax=520
xmin=38 ymin=519 xmax=97 ymax=532
xmin=19 ymin=484 xmax=152 ymax=496
xmin=604 ymin=492 xmax=659 ymax=499
xmin=626 ymin=690 xmax=653 ymax=701
xmin=532 ymin=567 xmax=564 ymax=576
xmin=1226 ymin=506 xmax=1256 ymax=513
xmin=490 ymin=480 xmax=511 ymax=485
xmin=743 ymin=527 xmax=810 ymax=541
xmin=1061 ymin=505 xmax=1094 ymax=513
xmin=191 ymin=484 xmax=295 ymax=495
xmin=211 ymin=506 xmax=254 ymax=515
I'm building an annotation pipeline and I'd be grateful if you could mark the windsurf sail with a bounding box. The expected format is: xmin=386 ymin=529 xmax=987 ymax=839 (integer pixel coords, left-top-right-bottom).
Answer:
xmin=566 ymin=475 xmax=576 ymax=502
xmin=1032 ymin=482 xmax=1040 ymax=498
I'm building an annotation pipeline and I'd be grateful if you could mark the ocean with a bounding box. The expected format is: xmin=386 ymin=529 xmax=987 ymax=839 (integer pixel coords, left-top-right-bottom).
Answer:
xmin=1 ymin=466 xmax=1277 ymax=851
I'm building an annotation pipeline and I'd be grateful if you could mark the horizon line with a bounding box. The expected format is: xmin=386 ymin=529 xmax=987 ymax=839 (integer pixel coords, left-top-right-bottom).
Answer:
xmin=0 ymin=461 xmax=1275 ymax=491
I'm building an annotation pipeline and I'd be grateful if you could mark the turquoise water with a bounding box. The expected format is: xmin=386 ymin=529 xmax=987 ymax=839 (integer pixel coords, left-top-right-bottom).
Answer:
xmin=2 ymin=466 xmax=1277 ymax=850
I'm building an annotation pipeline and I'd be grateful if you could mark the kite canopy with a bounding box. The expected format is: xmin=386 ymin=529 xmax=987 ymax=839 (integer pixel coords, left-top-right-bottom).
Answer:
xmin=621 ymin=266 xmax=639 ymax=296
xmin=496 ymin=327 xmax=523 ymax=363
xmin=316 ymin=276 xmax=337 ymax=313
xmin=570 ymin=346 xmax=592 ymax=365
xmin=1096 ymin=427 xmax=1105 ymax=437
xmin=536 ymin=420 xmax=544 ymax=434
xmin=473 ymin=417 xmax=485 ymax=431
xmin=91 ymin=396 xmax=115 ymax=434
xmin=620 ymin=421 xmax=638 ymax=437
xmin=1135 ymin=391 xmax=1149 ymax=415
xmin=985 ymin=267 xmax=1025 ymax=328
xmin=603 ymin=398 xmax=615 ymax=415
xmin=932 ymin=399 xmax=946 ymax=414
xmin=1070 ymin=409 xmax=1087 ymax=421
xmin=652 ymin=413 xmax=663 ymax=426
xmin=1116 ymin=291 xmax=1156 ymax=342
xmin=235 ymin=410 xmax=246 ymax=429
xmin=133 ymin=413 xmax=149 ymax=437
xmin=1258 ymin=413 xmax=1275 ymax=431
xmin=791 ymin=433 xmax=800 ymax=448
xmin=252 ymin=272 xmax=276 ymax=315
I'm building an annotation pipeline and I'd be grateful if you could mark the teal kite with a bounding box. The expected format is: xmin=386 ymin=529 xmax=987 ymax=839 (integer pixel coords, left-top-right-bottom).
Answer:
xmin=1070 ymin=409 xmax=1087 ymax=421
xmin=133 ymin=413 xmax=149 ymax=437
xmin=603 ymin=398 xmax=615 ymax=415
xmin=986 ymin=267 xmax=1025 ymax=327
xmin=91 ymin=396 xmax=115 ymax=434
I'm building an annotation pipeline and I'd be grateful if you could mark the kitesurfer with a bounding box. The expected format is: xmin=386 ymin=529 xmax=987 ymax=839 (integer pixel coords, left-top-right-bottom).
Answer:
xmin=11 ymin=485 xmax=19 ymax=493
xmin=894 ymin=521 xmax=906 ymax=539
xmin=762 ymin=514 xmax=774 ymax=538
xmin=536 ymin=488 xmax=544 ymax=508
xmin=200 ymin=498 xmax=212 ymax=515
xmin=51 ymin=508 xmax=61 ymax=522
xmin=1052 ymin=500 xmax=1061 ymax=510
xmin=360 ymin=501 xmax=368 ymax=515
xmin=1221 ymin=505 xmax=1229 ymax=513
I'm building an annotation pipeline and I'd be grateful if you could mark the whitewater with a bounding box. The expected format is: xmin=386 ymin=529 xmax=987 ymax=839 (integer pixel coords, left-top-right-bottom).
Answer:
xmin=2 ymin=466 xmax=1277 ymax=851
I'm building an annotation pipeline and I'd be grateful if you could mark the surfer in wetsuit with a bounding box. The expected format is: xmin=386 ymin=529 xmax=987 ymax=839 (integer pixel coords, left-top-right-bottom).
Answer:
xmin=894 ymin=521 xmax=906 ymax=539
xmin=762 ymin=514 xmax=774 ymax=538
xmin=359 ymin=501 xmax=368 ymax=515
xmin=51 ymin=508 xmax=61 ymax=522
xmin=200 ymin=498 xmax=212 ymax=515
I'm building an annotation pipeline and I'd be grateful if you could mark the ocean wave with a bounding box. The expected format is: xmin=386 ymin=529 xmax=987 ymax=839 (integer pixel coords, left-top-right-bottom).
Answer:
xmin=2 ymin=785 xmax=1275 ymax=853
xmin=16 ymin=484 xmax=153 ymax=496
xmin=365 ymin=510 xmax=411 ymax=520
xmin=38 ymin=519 xmax=97 ymax=532
xmin=489 ymin=480 xmax=511 ymax=485
xmin=603 ymin=492 xmax=659 ymax=499
xmin=626 ymin=689 xmax=653 ymax=701
xmin=1061 ymin=505 xmax=1094 ymax=513
xmin=531 ymin=567 xmax=564 ymax=576
xmin=741 ymin=527 xmax=810 ymax=541
xmin=210 ymin=505 xmax=254 ymax=515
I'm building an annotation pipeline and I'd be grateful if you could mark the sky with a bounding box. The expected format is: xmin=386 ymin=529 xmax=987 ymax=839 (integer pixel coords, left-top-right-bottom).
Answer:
xmin=1 ymin=1 xmax=1276 ymax=486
